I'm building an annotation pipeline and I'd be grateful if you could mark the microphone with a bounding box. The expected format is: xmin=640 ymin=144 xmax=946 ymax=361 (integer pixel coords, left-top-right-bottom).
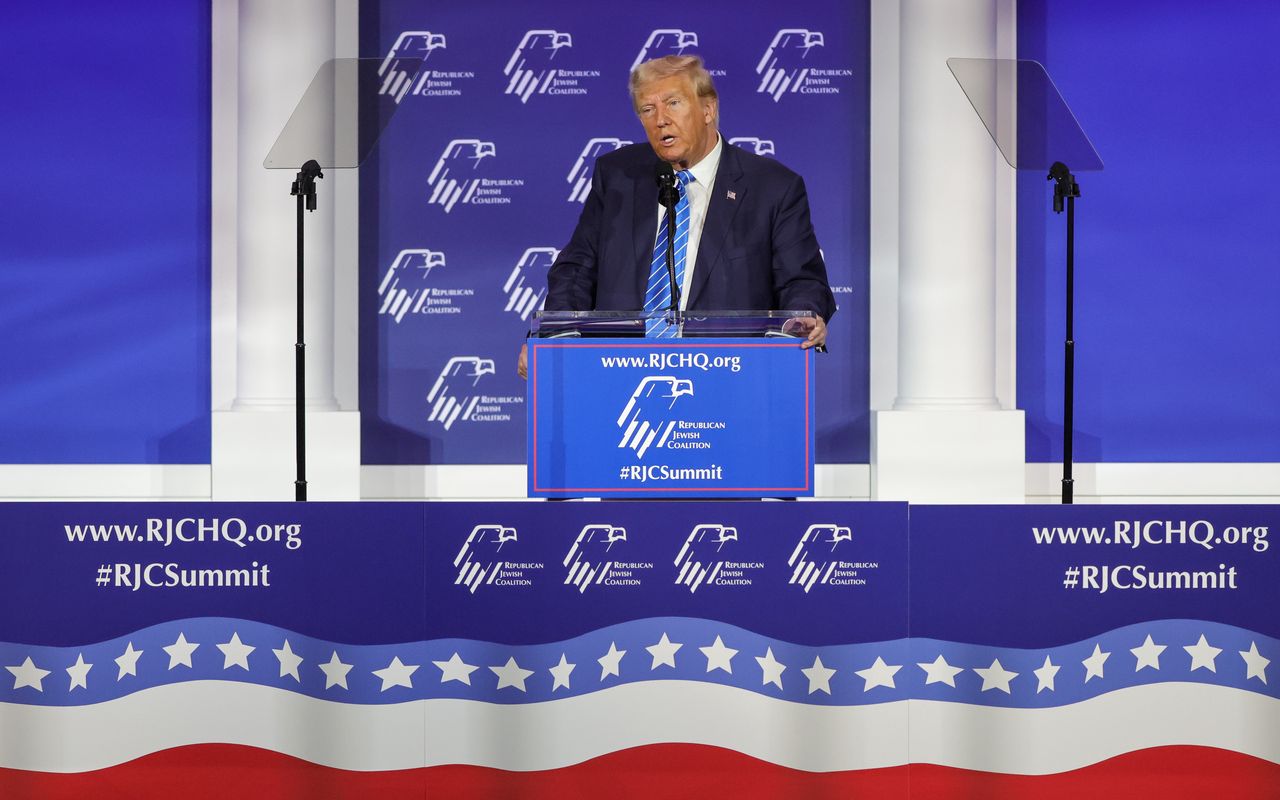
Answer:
xmin=653 ymin=161 xmax=680 ymax=315
xmin=655 ymin=161 xmax=679 ymax=208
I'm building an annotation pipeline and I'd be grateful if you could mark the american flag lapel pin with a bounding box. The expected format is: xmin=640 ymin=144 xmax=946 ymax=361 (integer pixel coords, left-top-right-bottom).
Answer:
xmin=727 ymin=190 xmax=737 ymax=201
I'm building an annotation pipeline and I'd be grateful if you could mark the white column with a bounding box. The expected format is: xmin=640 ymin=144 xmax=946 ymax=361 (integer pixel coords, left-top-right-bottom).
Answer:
xmin=211 ymin=0 xmax=359 ymax=500
xmin=871 ymin=0 xmax=1024 ymax=502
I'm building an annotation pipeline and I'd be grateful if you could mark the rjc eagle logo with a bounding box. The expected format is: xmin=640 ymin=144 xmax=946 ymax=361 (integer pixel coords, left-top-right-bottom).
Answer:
xmin=503 ymin=247 xmax=559 ymax=321
xmin=454 ymin=524 xmax=517 ymax=593
xmin=427 ymin=356 xmax=496 ymax=430
xmin=378 ymin=31 xmax=447 ymax=103
xmin=567 ymin=138 xmax=632 ymax=203
xmin=756 ymin=29 xmax=825 ymax=102
xmin=377 ymin=248 xmax=446 ymax=323
xmin=728 ymin=136 xmax=776 ymax=157
xmin=428 ymin=139 xmax=496 ymax=213
xmin=787 ymin=523 xmax=852 ymax=592
xmin=674 ymin=523 xmax=738 ymax=593
xmin=631 ymin=29 xmax=699 ymax=70
xmin=504 ymin=30 xmax=573 ymax=103
xmin=617 ymin=376 xmax=694 ymax=459
xmin=563 ymin=524 xmax=627 ymax=594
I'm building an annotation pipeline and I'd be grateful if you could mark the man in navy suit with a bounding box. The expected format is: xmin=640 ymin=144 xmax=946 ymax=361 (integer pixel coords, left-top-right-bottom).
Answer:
xmin=519 ymin=55 xmax=833 ymax=377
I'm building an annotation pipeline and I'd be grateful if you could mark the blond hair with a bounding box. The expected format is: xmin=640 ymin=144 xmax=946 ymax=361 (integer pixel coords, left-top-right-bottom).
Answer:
xmin=629 ymin=55 xmax=719 ymax=124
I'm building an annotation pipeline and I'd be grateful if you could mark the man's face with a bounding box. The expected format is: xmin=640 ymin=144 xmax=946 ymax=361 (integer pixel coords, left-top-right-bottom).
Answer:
xmin=635 ymin=74 xmax=718 ymax=169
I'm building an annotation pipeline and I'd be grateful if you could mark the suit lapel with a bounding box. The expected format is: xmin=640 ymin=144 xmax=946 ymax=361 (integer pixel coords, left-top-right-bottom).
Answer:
xmin=631 ymin=162 xmax=659 ymax=301
xmin=688 ymin=143 xmax=745 ymax=309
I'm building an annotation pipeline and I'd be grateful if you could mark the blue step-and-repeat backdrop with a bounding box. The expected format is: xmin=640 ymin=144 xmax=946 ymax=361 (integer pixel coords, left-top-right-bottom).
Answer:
xmin=358 ymin=1 xmax=870 ymax=466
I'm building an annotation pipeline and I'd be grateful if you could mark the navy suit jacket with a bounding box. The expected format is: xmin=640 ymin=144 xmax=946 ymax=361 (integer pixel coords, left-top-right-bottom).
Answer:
xmin=546 ymin=141 xmax=836 ymax=321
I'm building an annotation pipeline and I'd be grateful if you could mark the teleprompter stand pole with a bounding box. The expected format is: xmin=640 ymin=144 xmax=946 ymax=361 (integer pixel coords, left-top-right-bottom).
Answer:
xmin=1049 ymin=161 xmax=1080 ymax=504
xmin=291 ymin=160 xmax=323 ymax=501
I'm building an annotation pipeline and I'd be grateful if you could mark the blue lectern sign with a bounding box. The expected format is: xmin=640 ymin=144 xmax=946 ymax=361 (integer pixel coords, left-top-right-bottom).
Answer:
xmin=528 ymin=339 xmax=815 ymax=497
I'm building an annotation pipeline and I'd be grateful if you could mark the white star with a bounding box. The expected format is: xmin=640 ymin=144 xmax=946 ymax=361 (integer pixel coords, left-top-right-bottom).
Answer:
xmin=699 ymin=636 xmax=738 ymax=674
xmin=273 ymin=640 xmax=304 ymax=682
xmin=1240 ymin=641 xmax=1269 ymax=684
xmin=645 ymin=633 xmax=683 ymax=669
xmin=433 ymin=652 xmax=478 ymax=685
xmin=372 ymin=656 xmax=418 ymax=691
xmin=66 ymin=653 xmax=92 ymax=691
xmin=974 ymin=658 xmax=1018 ymax=694
xmin=598 ymin=642 xmax=626 ymax=680
xmin=549 ymin=653 xmax=576 ymax=691
xmin=1130 ymin=635 xmax=1166 ymax=672
xmin=318 ymin=651 xmax=353 ymax=690
xmin=855 ymin=656 xmax=902 ymax=691
xmin=1082 ymin=644 xmax=1111 ymax=682
xmin=7 ymin=657 xmax=50 ymax=692
xmin=217 ymin=633 xmax=254 ymax=671
xmin=755 ymin=647 xmax=786 ymax=690
xmin=163 ymin=633 xmax=199 ymax=670
xmin=1033 ymin=655 xmax=1060 ymax=693
xmin=490 ymin=657 xmax=534 ymax=692
xmin=917 ymin=655 xmax=963 ymax=687
xmin=115 ymin=642 xmax=143 ymax=680
xmin=1185 ymin=635 xmax=1222 ymax=672
xmin=801 ymin=655 xmax=836 ymax=695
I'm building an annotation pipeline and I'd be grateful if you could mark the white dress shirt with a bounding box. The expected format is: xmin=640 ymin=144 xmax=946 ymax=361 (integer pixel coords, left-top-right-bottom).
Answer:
xmin=653 ymin=134 xmax=722 ymax=311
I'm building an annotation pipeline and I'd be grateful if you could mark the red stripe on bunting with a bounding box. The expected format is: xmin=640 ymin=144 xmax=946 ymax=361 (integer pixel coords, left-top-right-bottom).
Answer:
xmin=1 ymin=743 xmax=1275 ymax=799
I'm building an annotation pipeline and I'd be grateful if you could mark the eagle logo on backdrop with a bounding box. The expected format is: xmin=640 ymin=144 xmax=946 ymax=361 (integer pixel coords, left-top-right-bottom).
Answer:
xmin=454 ymin=524 xmax=517 ymax=593
xmin=674 ymin=524 xmax=738 ymax=593
xmin=728 ymin=136 xmax=776 ymax=157
xmin=567 ymin=138 xmax=632 ymax=203
xmin=377 ymin=31 xmax=447 ymax=102
xmin=616 ymin=376 xmax=694 ymax=459
xmin=787 ymin=523 xmax=852 ymax=593
xmin=377 ymin=249 xmax=445 ymax=323
xmin=427 ymin=139 xmax=496 ymax=213
xmin=756 ymin=29 xmax=825 ymax=102
xmin=631 ymin=29 xmax=699 ymax=69
xmin=503 ymin=247 xmax=559 ymax=321
xmin=504 ymin=30 xmax=573 ymax=103
xmin=427 ymin=356 xmax=496 ymax=430
xmin=563 ymin=524 xmax=628 ymax=594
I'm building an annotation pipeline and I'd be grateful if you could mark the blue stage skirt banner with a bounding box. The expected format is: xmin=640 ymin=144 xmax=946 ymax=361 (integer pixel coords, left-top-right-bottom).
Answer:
xmin=528 ymin=339 xmax=814 ymax=497
xmin=0 ymin=502 xmax=1276 ymax=796
xmin=358 ymin=1 xmax=870 ymax=466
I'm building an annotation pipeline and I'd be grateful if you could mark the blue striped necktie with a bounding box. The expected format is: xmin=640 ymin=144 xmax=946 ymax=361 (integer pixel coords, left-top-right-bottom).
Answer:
xmin=645 ymin=169 xmax=693 ymax=337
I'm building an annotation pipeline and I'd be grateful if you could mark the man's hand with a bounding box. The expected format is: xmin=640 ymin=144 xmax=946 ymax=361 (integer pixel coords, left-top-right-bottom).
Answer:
xmin=517 ymin=343 xmax=528 ymax=380
xmin=796 ymin=315 xmax=828 ymax=350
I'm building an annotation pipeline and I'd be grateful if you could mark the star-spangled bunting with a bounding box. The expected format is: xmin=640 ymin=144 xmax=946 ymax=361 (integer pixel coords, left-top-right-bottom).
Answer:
xmin=2 ymin=624 xmax=1273 ymax=709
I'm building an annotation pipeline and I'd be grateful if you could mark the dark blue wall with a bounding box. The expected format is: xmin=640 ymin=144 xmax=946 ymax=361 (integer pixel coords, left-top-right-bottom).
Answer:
xmin=0 ymin=3 xmax=211 ymax=463
xmin=1018 ymin=2 xmax=1280 ymax=462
